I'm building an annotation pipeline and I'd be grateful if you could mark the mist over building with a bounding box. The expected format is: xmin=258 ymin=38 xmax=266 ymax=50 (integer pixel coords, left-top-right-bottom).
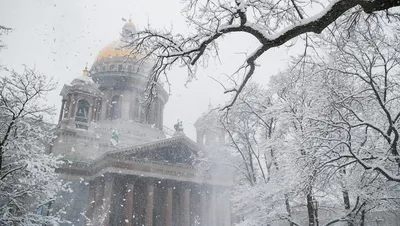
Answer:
xmin=50 ymin=19 xmax=233 ymax=226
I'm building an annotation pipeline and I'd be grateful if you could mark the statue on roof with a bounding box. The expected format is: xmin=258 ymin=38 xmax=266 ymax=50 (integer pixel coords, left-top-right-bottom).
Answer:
xmin=174 ymin=119 xmax=184 ymax=132
xmin=173 ymin=119 xmax=184 ymax=137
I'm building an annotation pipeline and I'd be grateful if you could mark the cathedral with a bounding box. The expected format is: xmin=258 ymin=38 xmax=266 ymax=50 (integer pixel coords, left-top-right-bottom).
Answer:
xmin=50 ymin=19 xmax=232 ymax=226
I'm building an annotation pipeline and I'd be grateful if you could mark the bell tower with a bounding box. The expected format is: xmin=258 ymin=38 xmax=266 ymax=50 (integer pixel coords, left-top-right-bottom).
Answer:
xmin=194 ymin=103 xmax=225 ymax=149
xmin=58 ymin=65 xmax=103 ymax=131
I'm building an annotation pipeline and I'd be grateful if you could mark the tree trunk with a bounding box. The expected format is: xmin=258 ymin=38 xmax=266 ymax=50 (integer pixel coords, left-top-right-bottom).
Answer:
xmin=0 ymin=120 xmax=15 ymax=177
xmin=343 ymin=190 xmax=350 ymax=210
xmin=307 ymin=194 xmax=315 ymax=226
xmin=342 ymin=190 xmax=354 ymax=226
xmin=285 ymin=194 xmax=294 ymax=226
xmin=360 ymin=209 xmax=365 ymax=226
xmin=248 ymin=151 xmax=256 ymax=183
xmin=314 ymin=200 xmax=319 ymax=226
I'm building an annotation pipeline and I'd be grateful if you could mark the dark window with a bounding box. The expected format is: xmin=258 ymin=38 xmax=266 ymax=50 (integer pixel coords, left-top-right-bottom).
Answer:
xmin=75 ymin=99 xmax=90 ymax=123
xmin=102 ymin=65 xmax=106 ymax=71
xmin=110 ymin=64 xmax=116 ymax=71
xmin=118 ymin=64 xmax=123 ymax=71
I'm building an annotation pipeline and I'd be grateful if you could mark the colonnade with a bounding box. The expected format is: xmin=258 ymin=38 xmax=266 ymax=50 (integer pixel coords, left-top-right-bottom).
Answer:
xmin=59 ymin=92 xmax=165 ymax=130
xmin=85 ymin=174 xmax=231 ymax=226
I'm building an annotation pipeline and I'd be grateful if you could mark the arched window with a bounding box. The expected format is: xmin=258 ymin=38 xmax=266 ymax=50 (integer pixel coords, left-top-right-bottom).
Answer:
xmin=75 ymin=99 xmax=90 ymax=122
xmin=75 ymin=99 xmax=90 ymax=130
xmin=110 ymin=96 xmax=121 ymax=119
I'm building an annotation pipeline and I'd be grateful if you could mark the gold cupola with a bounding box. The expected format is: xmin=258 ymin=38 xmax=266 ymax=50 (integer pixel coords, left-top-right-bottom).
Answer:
xmin=95 ymin=41 xmax=132 ymax=61
xmin=95 ymin=19 xmax=137 ymax=61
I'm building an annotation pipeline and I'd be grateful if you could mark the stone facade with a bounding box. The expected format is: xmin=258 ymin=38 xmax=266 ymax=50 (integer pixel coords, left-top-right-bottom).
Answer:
xmin=50 ymin=20 xmax=232 ymax=226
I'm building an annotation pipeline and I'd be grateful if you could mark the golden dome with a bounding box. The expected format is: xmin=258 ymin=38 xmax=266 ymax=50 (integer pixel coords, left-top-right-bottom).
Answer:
xmin=95 ymin=18 xmax=139 ymax=61
xmin=95 ymin=41 xmax=132 ymax=61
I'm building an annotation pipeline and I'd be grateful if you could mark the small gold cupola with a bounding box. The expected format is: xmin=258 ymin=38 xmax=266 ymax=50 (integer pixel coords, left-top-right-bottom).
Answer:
xmin=82 ymin=63 xmax=89 ymax=77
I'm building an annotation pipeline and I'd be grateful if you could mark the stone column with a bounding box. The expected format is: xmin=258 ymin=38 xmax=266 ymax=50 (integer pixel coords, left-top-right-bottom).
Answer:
xmin=182 ymin=188 xmax=191 ymax=226
xmin=102 ymin=175 xmax=115 ymax=226
xmin=145 ymin=183 xmax=154 ymax=226
xmin=91 ymin=98 xmax=96 ymax=122
xmin=96 ymin=100 xmax=102 ymax=121
xmin=63 ymin=94 xmax=71 ymax=118
xmin=190 ymin=187 xmax=201 ymax=225
xmin=124 ymin=181 xmax=135 ymax=226
xmin=200 ymin=190 xmax=208 ymax=226
xmin=197 ymin=131 xmax=204 ymax=148
xmin=203 ymin=187 xmax=217 ymax=226
xmin=70 ymin=93 xmax=78 ymax=119
xmin=121 ymin=92 xmax=130 ymax=120
xmin=216 ymin=191 xmax=223 ymax=226
xmin=93 ymin=180 xmax=105 ymax=226
xmin=101 ymin=99 xmax=108 ymax=120
xmin=160 ymin=103 xmax=164 ymax=129
xmin=165 ymin=187 xmax=173 ymax=226
xmin=148 ymin=102 xmax=155 ymax=124
xmin=224 ymin=193 xmax=232 ymax=226
xmin=85 ymin=183 xmax=96 ymax=225
xmin=59 ymin=99 xmax=66 ymax=123
xmin=156 ymin=99 xmax=161 ymax=129
xmin=209 ymin=188 xmax=217 ymax=226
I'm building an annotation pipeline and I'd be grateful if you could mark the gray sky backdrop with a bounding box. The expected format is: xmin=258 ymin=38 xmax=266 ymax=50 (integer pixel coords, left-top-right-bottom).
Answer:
xmin=0 ymin=0 xmax=300 ymax=139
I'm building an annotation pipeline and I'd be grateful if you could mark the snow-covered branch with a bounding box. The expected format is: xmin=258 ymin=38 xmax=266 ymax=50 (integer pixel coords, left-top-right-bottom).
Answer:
xmin=127 ymin=0 xmax=400 ymax=108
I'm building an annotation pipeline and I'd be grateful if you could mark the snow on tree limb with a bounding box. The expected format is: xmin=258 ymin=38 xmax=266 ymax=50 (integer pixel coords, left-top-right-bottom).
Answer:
xmin=126 ymin=0 xmax=400 ymax=109
xmin=0 ymin=25 xmax=11 ymax=31
xmin=0 ymin=24 xmax=11 ymax=50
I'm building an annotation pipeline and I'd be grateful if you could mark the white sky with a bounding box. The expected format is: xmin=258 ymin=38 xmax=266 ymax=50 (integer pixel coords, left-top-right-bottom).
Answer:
xmin=0 ymin=0 xmax=300 ymax=139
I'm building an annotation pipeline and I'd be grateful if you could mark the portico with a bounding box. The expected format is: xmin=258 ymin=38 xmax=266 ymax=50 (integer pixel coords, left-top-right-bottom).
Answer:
xmin=58 ymin=136 xmax=231 ymax=226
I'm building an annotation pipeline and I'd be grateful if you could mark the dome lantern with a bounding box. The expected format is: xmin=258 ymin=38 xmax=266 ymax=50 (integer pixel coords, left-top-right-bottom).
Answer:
xmin=122 ymin=16 xmax=136 ymax=38
xmin=82 ymin=63 xmax=89 ymax=77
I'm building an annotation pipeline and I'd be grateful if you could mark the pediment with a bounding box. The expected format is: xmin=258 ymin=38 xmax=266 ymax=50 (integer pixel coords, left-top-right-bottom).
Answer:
xmin=108 ymin=136 xmax=200 ymax=165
